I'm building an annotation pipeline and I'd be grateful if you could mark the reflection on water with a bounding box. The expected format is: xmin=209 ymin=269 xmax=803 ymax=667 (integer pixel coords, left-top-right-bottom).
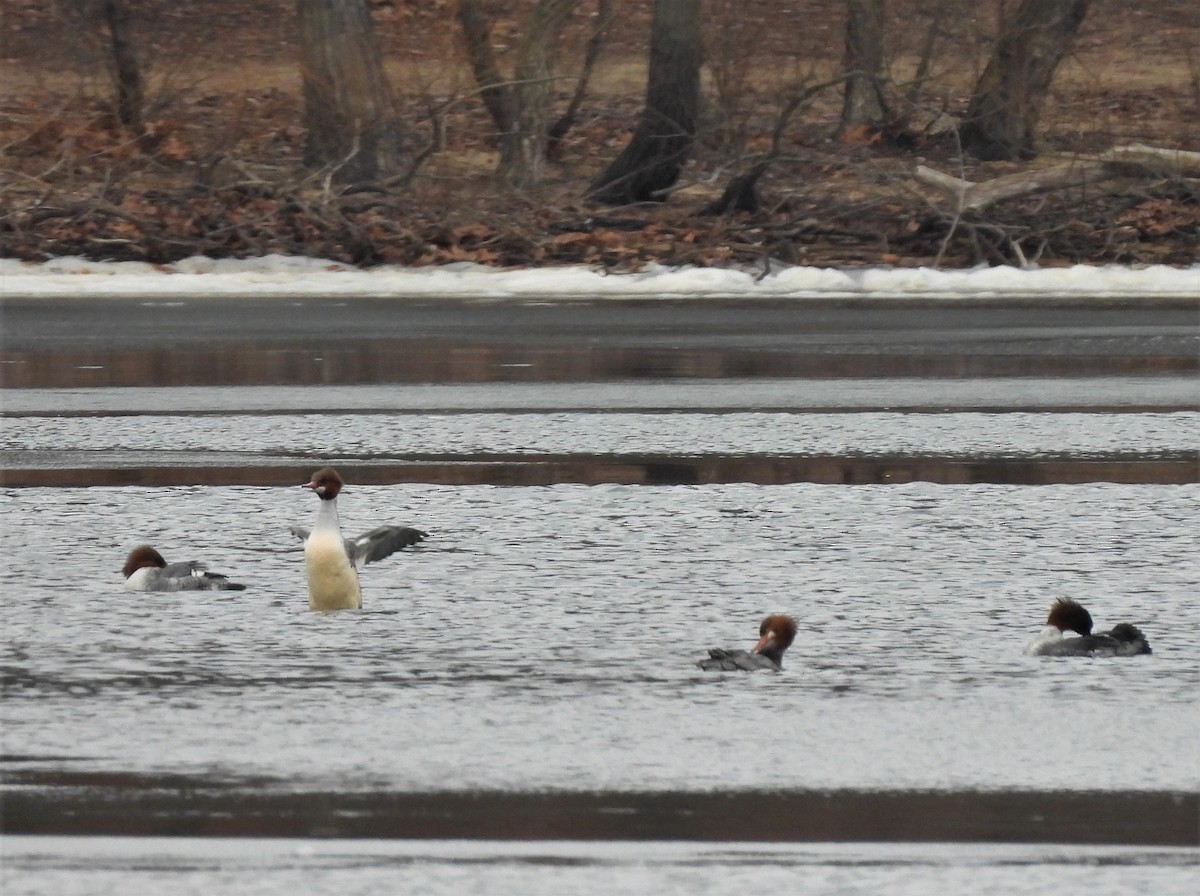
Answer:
xmin=2 ymin=838 xmax=1198 ymax=896
xmin=2 ymin=384 xmax=1198 ymax=891
xmin=2 ymin=482 xmax=1197 ymax=793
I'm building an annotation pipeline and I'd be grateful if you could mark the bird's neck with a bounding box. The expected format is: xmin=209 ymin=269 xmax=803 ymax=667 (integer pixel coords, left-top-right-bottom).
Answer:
xmin=313 ymin=497 xmax=342 ymax=536
xmin=758 ymin=644 xmax=785 ymax=665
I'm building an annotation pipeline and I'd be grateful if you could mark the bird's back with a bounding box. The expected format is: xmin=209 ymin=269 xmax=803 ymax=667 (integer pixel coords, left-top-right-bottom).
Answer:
xmin=698 ymin=648 xmax=780 ymax=672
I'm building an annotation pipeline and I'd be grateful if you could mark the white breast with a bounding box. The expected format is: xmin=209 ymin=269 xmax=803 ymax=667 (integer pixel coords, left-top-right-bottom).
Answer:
xmin=124 ymin=567 xmax=157 ymax=592
xmin=1024 ymin=626 xmax=1061 ymax=656
xmin=305 ymin=530 xmax=361 ymax=610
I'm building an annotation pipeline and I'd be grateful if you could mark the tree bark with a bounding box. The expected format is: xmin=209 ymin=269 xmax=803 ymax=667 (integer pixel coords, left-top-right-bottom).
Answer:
xmin=905 ymin=0 xmax=950 ymax=108
xmin=547 ymin=0 xmax=613 ymax=158
xmin=588 ymin=0 xmax=701 ymax=205
xmin=498 ymin=0 xmax=578 ymax=188
xmin=296 ymin=0 xmax=404 ymax=182
xmin=961 ymin=0 xmax=1092 ymax=161
xmin=458 ymin=1 xmax=608 ymax=176
xmin=837 ymin=0 xmax=888 ymax=135
xmin=455 ymin=0 xmax=514 ymax=138
xmin=102 ymin=0 xmax=144 ymax=134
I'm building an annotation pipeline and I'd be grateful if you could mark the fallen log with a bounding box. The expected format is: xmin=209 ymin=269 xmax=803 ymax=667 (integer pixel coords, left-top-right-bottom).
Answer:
xmin=915 ymin=143 xmax=1200 ymax=211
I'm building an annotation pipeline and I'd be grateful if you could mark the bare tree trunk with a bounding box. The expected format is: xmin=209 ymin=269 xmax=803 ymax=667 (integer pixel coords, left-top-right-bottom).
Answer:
xmin=837 ymin=0 xmax=888 ymax=135
xmin=961 ymin=0 xmax=1091 ymax=161
xmin=547 ymin=0 xmax=613 ymax=158
xmin=905 ymin=0 xmax=949 ymax=108
xmin=588 ymin=0 xmax=701 ymax=205
xmin=458 ymin=1 xmax=606 ymax=169
xmin=498 ymin=0 xmax=578 ymax=188
xmin=296 ymin=0 xmax=404 ymax=182
xmin=102 ymin=0 xmax=144 ymax=134
xmin=455 ymin=0 xmax=514 ymax=137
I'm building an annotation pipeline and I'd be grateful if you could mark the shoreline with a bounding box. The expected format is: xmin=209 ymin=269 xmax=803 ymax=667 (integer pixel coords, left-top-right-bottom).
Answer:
xmin=3 ymin=293 xmax=1196 ymax=388
xmin=2 ymin=776 xmax=1195 ymax=844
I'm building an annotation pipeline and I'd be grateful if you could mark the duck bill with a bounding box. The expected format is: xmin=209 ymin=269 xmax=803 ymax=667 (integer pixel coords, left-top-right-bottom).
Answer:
xmin=752 ymin=633 xmax=773 ymax=654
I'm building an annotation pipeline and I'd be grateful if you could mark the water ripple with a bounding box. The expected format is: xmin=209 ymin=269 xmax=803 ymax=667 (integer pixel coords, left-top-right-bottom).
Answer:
xmin=2 ymin=481 xmax=1197 ymax=793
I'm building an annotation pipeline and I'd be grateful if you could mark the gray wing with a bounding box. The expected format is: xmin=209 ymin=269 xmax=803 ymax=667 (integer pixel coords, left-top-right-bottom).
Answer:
xmin=348 ymin=526 xmax=429 ymax=568
xmin=194 ymin=572 xmax=246 ymax=591
xmin=161 ymin=560 xmax=206 ymax=578
xmin=1106 ymin=624 xmax=1151 ymax=656
xmin=697 ymin=649 xmax=779 ymax=672
xmin=1051 ymin=630 xmax=1151 ymax=658
xmin=290 ymin=524 xmax=428 ymax=568
xmin=159 ymin=561 xmax=246 ymax=591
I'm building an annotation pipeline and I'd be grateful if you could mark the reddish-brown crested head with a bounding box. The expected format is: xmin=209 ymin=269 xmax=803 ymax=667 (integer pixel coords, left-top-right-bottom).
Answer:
xmin=304 ymin=467 xmax=345 ymax=501
xmin=754 ymin=614 xmax=798 ymax=654
xmin=1046 ymin=598 xmax=1093 ymax=636
xmin=123 ymin=545 xmax=167 ymax=578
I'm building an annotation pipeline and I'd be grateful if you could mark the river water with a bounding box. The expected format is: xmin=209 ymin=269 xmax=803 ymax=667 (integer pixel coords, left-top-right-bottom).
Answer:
xmin=2 ymin=838 xmax=1196 ymax=896
xmin=3 ymin=478 xmax=1198 ymax=793
xmin=2 ymin=380 xmax=1198 ymax=894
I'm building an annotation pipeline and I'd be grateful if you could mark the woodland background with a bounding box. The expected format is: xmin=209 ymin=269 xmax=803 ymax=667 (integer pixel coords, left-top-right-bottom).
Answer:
xmin=1 ymin=0 xmax=1197 ymax=269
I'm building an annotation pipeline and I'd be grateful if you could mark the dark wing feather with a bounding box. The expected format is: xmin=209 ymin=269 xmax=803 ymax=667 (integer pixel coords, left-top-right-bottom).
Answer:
xmin=1038 ymin=629 xmax=1152 ymax=658
xmin=159 ymin=561 xmax=245 ymax=591
xmin=349 ymin=526 xmax=429 ymax=567
xmin=291 ymin=524 xmax=427 ymax=567
xmin=1105 ymin=623 xmax=1151 ymax=655
xmin=196 ymin=573 xmax=246 ymax=591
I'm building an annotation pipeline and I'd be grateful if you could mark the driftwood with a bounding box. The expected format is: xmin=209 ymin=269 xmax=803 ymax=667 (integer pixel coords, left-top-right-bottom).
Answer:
xmin=915 ymin=144 xmax=1200 ymax=212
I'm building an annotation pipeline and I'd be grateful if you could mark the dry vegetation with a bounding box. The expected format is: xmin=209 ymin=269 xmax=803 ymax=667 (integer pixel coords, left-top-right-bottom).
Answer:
xmin=1 ymin=0 xmax=1197 ymax=269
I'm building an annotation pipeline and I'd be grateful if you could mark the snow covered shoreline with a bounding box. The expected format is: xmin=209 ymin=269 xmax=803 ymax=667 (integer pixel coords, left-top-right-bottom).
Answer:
xmin=2 ymin=256 xmax=1197 ymax=301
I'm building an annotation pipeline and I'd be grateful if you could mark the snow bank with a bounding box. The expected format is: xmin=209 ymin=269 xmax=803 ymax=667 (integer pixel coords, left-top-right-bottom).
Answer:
xmin=1 ymin=255 xmax=1196 ymax=300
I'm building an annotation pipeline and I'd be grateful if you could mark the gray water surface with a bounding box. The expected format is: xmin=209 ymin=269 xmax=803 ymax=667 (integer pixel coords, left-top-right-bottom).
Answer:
xmin=3 ymin=838 xmax=1197 ymax=896
xmin=3 ymin=481 xmax=1197 ymax=793
xmin=5 ymin=381 xmax=1195 ymax=474
xmin=3 ymin=382 xmax=1198 ymax=895
xmin=5 ymin=410 xmax=1197 ymax=460
xmin=4 ymin=377 xmax=1198 ymax=414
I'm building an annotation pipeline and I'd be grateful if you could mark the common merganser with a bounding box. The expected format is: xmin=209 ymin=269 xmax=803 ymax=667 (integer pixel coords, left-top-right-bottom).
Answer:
xmin=298 ymin=466 xmax=427 ymax=611
xmin=1024 ymin=598 xmax=1152 ymax=657
xmin=699 ymin=614 xmax=798 ymax=671
xmin=122 ymin=545 xmax=246 ymax=592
